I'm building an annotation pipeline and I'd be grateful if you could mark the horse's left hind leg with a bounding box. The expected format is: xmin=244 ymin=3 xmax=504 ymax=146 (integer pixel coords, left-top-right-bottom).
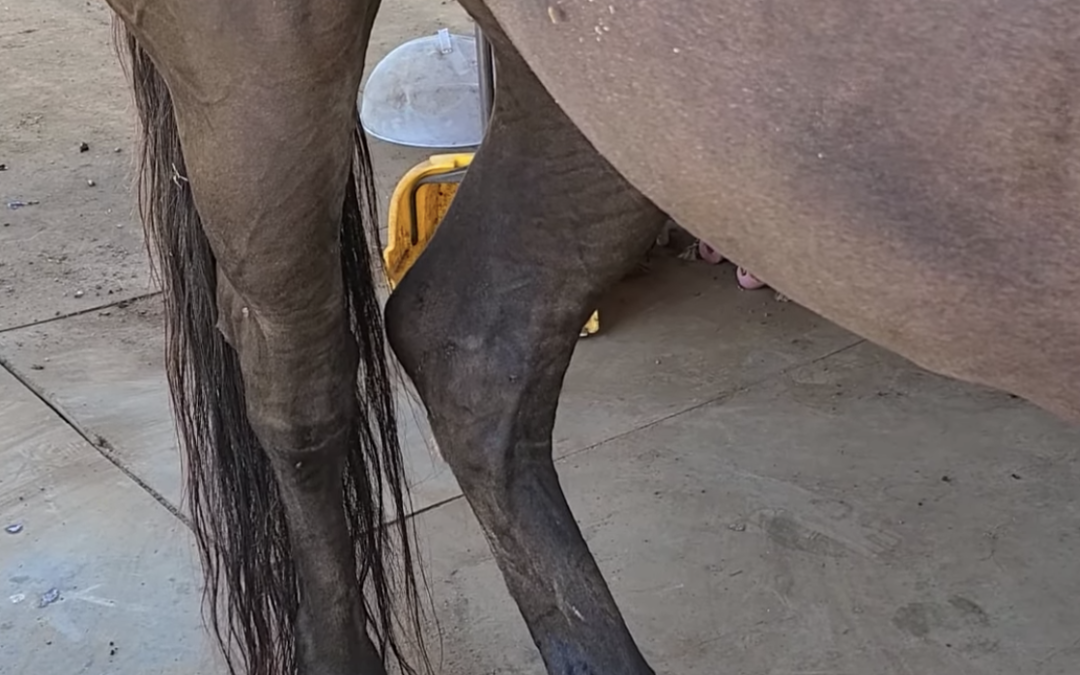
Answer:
xmin=107 ymin=1 xmax=411 ymax=673
xmin=386 ymin=20 xmax=665 ymax=674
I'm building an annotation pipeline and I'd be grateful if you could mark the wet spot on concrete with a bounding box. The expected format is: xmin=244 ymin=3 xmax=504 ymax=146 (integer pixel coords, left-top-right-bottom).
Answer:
xmin=893 ymin=596 xmax=992 ymax=640
xmin=893 ymin=602 xmax=937 ymax=638
xmin=761 ymin=510 xmax=851 ymax=558
xmin=949 ymin=595 xmax=990 ymax=626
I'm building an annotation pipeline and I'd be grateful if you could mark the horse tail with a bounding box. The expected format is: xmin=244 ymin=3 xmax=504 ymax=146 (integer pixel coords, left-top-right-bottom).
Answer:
xmin=117 ymin=24 xmax=429 ymax=675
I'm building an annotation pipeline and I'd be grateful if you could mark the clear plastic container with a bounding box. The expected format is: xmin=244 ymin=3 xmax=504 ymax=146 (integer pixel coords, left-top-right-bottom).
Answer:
xmin=359 ymin=29 xmax=484 ymax=148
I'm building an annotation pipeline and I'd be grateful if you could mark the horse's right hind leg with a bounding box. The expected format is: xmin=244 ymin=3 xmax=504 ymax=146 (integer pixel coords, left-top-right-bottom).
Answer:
xmin=386 ymin=17 xmax=665 ymax=674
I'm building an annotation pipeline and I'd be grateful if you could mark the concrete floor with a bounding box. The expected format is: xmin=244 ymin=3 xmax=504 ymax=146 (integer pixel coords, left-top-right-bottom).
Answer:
xmin=4 ymin=2 xmax=1080 ymax=674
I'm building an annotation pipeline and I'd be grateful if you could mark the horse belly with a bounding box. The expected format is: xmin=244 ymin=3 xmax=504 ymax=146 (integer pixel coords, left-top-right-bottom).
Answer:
xmin=471 ymin=0 xmax=1080 ymax=419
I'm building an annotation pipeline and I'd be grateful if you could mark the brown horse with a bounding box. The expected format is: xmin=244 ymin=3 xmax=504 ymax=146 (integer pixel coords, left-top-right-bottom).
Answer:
xmin=104 ymin=0 xmax=1080 ymax=673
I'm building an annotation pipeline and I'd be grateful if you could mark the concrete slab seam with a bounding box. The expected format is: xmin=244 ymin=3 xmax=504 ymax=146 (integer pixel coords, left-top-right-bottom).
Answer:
xmin=557 ymin=335 xmax=868 ymax=465
xmin=0 ymin=354 xmax=191 ymax=528
xmin=397 ymin=335 xmax=868 ymax=524
xmin=0 ymin=291 xmax=162 ymax=336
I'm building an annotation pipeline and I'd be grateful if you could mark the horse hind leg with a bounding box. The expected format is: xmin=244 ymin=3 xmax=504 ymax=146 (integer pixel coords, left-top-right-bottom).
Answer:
xmin=111 ymin=5 xmax=422 ymax=674
xmin=385 ymin=18 xmax=665 ymax=675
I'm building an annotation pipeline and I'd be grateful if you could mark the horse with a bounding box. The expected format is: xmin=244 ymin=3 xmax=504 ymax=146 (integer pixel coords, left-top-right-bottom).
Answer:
xmin=103 ymin=0 xmax=1080 ymax=673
